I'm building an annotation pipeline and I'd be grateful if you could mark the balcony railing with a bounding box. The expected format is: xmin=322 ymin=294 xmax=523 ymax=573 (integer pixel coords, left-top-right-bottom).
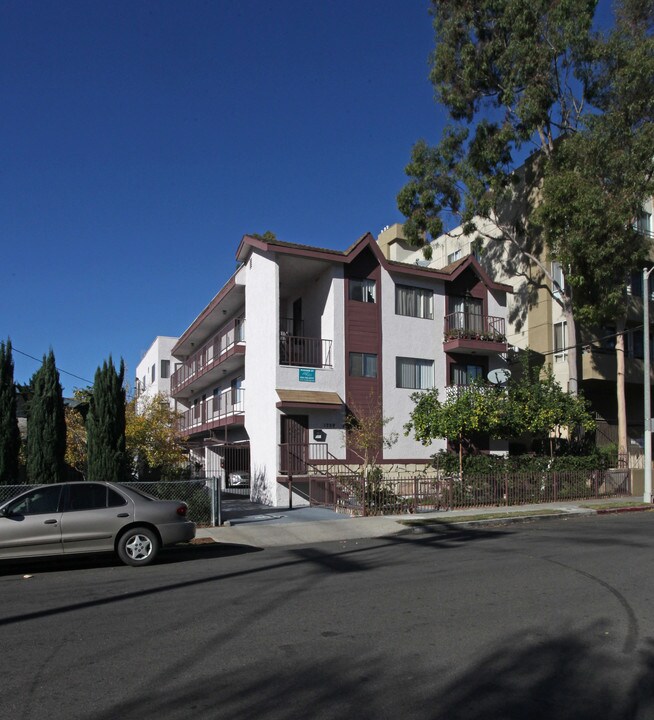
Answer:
xmin=171 ymin=317 xmax=245 ymax=395
xmin=279 ymin=443 xmax=329 ymax=475
xmin=178 ymin=389 xmax=245 ymax=435
xmin=280 ymin=334 xmax=333 ymax=368
xmin=443 ymin=313 xmax=506 ymax=343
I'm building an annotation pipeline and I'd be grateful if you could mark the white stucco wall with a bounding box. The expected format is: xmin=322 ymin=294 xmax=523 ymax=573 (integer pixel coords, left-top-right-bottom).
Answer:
xmin=243 ymin=250 xmax=281 ymax=505
xmin=135 ymin=336 xmax=179 ymax=410
xmin=380 ymin=267 xmax=447 ymax=460
xmin=275 ymin=265 xmax=348 ymax=463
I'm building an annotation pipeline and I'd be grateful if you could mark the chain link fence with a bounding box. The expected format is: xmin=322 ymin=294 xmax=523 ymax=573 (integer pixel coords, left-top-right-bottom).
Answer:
xmin=0 ymin=479 xmax=216 ymax=527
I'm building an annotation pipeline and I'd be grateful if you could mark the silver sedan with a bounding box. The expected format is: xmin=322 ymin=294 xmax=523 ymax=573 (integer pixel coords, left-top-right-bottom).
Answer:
xmin=0 ymin=481 xmax=196 ymax=566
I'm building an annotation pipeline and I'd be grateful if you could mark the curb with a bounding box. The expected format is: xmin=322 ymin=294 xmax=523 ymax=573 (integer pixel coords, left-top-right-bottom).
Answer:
xmin=402 ymin=511 xmax=576 ymax=533
xmin=403 ymin=505 xmax=654 ymax=533
xmin=594 ymin=506 xmax=654 ymax=515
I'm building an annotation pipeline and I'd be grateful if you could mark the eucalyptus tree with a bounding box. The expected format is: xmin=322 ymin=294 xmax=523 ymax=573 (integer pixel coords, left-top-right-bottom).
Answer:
xmin=398 ymin=0 xmax=597 ymax=393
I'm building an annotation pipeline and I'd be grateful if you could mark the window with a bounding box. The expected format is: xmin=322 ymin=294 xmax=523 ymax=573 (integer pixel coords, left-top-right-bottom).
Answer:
xmin=628 ymin=272 xmax=643 ymax=298
xmin=554 ymin=321 xmax=567 ymax=360
xmin=349 ymin=352 xmax=377 ymax=377
xmin=395 ymin=285 xmax=433 ymax=319
xmin=600 ymin=326 xmax=617 ymax=352
xmin=66 ymin=483 xmax=126 ymax=511
xmin=552 ymin=261 xmax=565 ymax=297
xmin=450 ymin=364 xmax=484 ymax=386
xmin=629 ymin=328 xmax=644 ymax=359
xmin=637 ymin=211 xmax=652 ymax=237
xmin=396 ymin=357 xmax=434 ymax=389
xmin=151 ymin=364 xmax=156 ymax=383
xmin=8 ymin=486 xmax=63 ymax=516
xmin=450 ymin=296 xmax=483 ymax=334
xmin=447 ymin=249 xmax=462 ymax=264
xmin=349 ymin=279 xmax=376 ymax=303
xmin=160 ymin=359 xmax=170 ymax=379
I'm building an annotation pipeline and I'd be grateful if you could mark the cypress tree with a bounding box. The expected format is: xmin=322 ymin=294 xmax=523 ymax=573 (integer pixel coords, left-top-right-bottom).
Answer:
xmin=86 ymin=357 xmax=128 ymax=482
xmin=0 ymin=339 xmax=21 ymax=483
xmin=26 ymin=350 xmax=67 ymax=483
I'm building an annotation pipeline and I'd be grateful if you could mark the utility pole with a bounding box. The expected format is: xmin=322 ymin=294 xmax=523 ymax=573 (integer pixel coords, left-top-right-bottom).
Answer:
xmin=643 ymin=267 xmax=653 ymax=503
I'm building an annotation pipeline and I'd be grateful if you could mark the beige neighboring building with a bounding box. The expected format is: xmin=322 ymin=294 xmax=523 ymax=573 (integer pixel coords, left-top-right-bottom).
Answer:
xmin=378 ymin=203 xmax=654 ymax=454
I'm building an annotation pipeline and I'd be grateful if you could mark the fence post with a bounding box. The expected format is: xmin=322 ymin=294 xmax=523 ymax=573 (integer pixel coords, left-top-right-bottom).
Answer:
xmin=216 ymin=476 xmax=222 ymax=527
xmin=362 ymin=472 xmax=366 ymax=517
xmin=209 ymin=477 xmax=216 ymax=527
xmin=414 ymin=475 xmax=419 ymax=510
xmin=288 ymin=474 xmax=293 ymax=510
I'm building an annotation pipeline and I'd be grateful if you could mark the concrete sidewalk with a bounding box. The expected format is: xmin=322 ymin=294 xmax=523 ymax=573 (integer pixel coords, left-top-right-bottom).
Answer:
xmin=195 ymin=498 xmax=653 ymax=549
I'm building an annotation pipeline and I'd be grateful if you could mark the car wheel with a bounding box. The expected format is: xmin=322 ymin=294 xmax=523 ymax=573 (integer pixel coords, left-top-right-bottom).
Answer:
xmin=117 ymin=527 xmax=159 ymax=566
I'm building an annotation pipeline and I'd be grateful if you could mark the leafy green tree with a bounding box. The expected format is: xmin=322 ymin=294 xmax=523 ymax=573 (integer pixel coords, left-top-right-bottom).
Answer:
xmin=249 ymin=230 xmax=278 ymax=242
xmin=0 ymin=339 xmax=21 ymax=483
xmin=405 ymin=383 xmax=507 ymax=479
xmin=405 ymin=358 xmax=595 ymax=476
xmin=398 ymin=0 xmax=597 ymax=392
xmin=125 ymin=393 xmax=187 ymax=480
xmin=86 ymin=357 xmax=128 ymax=483
xmin=26 ymin=350 xmax=67 ymax=483
xmin=536 ymin=2 xmax=654 ymax=455
xmin=508 ymin=356 xmax=596 ymax=452
xmin=65 ymin=388 xmax=92 ymax=480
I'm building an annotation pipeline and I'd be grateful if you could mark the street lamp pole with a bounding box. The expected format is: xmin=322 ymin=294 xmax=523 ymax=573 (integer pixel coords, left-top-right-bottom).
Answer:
xmin=644 ymin=267 xmax=653 ymax=503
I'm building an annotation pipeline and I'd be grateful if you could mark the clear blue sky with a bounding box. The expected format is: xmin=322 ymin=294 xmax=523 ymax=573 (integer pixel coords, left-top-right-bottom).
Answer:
xmin=1 ymin=1 xmax=613 ymax=395
xmin=2 ymin=0 xmax=443 ymax=395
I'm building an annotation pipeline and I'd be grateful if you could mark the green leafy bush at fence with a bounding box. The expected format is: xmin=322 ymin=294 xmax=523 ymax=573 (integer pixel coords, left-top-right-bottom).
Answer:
xmin=431 ymin=447 xmax=617 ymax=475
xmin=364 ymin=483 xmax=413 ymax=515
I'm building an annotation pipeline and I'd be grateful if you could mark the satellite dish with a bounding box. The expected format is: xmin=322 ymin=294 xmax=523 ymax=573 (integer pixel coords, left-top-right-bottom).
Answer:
xmin=487 ymin=368 xmax=511 ymax=385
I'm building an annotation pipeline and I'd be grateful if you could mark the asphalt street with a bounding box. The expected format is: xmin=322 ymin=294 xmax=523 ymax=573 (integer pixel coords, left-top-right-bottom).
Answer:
xmin=2 ymin=513 xmax=654 ymax=720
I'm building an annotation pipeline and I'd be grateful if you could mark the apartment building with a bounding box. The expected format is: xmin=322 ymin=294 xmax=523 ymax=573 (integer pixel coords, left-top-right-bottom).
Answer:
xmin=379 ymin=196 xmax=654 ymax=450
xmin=135 ymin=336 xmax=179 ymax=410
xmin=169 ymin=232 xmax=511 ymax=507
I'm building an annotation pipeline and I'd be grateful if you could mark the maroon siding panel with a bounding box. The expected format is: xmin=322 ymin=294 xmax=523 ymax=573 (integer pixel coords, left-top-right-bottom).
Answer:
xmin=344 ymin=249 xmax=383 ymax=463
xmin=447 ymin=268 xmax=488 ymax=316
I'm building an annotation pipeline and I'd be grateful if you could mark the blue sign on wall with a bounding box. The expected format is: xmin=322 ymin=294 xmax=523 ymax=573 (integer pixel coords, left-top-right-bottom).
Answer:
xmin=299 ymin=368 xmax=316 ymax=383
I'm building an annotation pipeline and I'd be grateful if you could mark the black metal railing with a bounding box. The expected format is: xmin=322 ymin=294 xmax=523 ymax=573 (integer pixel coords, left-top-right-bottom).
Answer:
xmin=279 ymin=335 xmax=333 ymax=367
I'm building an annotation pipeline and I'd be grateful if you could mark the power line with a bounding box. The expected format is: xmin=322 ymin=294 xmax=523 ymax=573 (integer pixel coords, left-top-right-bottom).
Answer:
xmin=11 ymin=347 xmax=93 ymax=385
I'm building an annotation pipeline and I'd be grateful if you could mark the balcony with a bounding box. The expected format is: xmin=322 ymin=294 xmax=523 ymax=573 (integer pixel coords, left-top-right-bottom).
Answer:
xmin=178 ymin=389 xmax=245 ymax=436
xmin=443 ymin=313 xmax=507 ymax=356
xmin=171 ymin=317 xmax=245 ymax=397
xmin=280 ymin=334 xmax=333 ymax=368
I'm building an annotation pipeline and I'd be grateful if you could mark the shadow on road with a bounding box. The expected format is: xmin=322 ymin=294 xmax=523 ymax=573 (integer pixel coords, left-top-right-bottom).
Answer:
xmin=82 ymin=625 xmax=654 ymax=720
xmin=0 ymin=540 xmax=261 ymax=577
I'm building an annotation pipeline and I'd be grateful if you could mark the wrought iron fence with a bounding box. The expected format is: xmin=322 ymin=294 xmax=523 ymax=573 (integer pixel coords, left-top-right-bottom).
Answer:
xmin=321 ymin=468 xmax=632 ymax=516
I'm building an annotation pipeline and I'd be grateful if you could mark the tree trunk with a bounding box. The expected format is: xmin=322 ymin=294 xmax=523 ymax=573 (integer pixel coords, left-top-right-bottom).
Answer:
xmin=563 ymin=301 xmax=578 ymax=396
xmin=615 ymin=315 xmax=628 ymax=465
xmin=458 ymin=434 xmax=463 ymax=481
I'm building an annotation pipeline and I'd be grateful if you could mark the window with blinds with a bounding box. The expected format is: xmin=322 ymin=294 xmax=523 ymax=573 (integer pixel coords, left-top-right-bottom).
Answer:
xmin=395 ymin=285 xmax=434 ymax=319
xmin=396 ymin=357 xmax=434 ymax=389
